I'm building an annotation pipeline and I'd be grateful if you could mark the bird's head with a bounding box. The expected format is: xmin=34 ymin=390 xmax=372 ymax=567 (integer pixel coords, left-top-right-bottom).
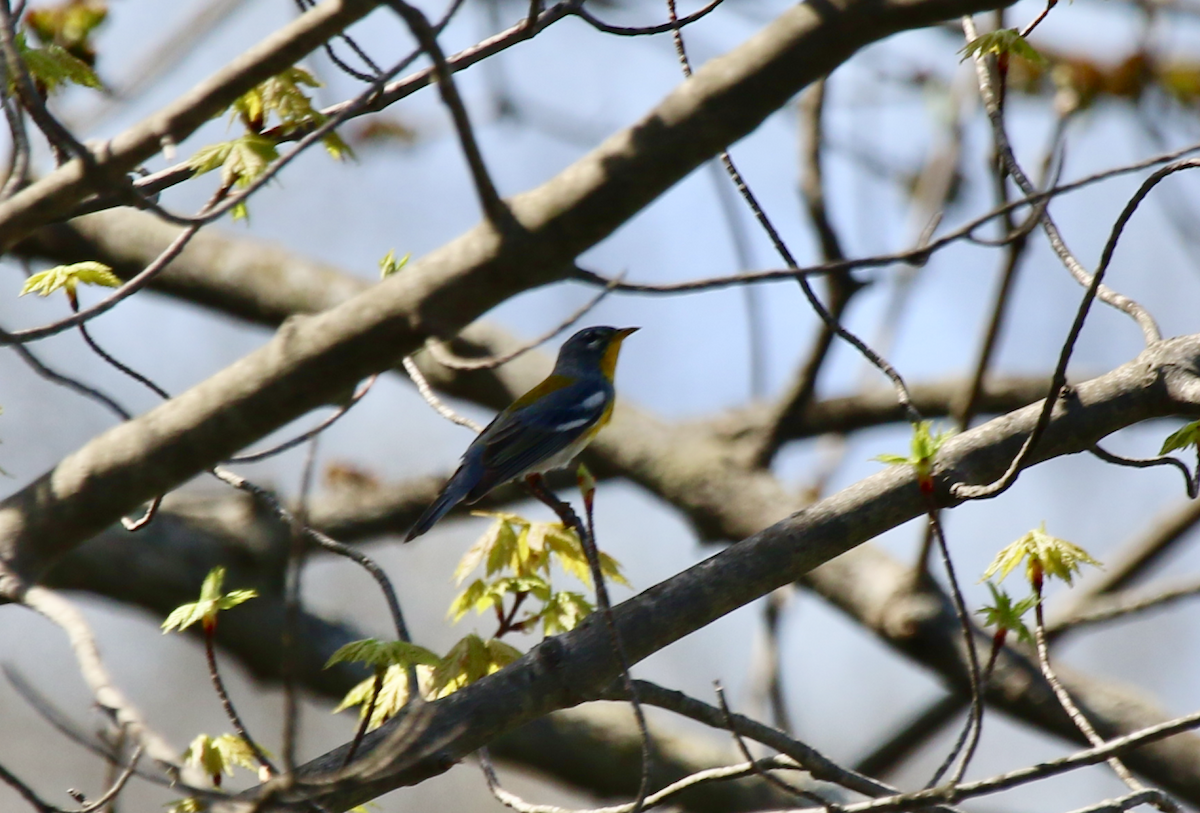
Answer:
xmin=553 ymin=326 xmax=639 ymax=381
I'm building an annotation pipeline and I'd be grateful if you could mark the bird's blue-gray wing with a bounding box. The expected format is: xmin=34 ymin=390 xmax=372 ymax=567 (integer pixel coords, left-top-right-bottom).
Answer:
xmin=463 ymin=377 xmax=612 ymax=501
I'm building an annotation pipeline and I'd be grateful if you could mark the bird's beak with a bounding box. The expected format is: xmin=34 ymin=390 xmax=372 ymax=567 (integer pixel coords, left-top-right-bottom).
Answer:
xmin=616 ymin=327 xmax=640 ymax=341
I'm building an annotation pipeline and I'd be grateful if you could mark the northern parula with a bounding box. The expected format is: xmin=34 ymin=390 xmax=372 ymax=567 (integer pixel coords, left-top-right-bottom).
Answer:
xmin=405 ymin=325 xmax=639 ymax=541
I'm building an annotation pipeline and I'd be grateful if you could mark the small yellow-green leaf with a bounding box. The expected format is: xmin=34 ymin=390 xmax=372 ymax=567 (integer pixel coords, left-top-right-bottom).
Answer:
xmin=577 ymin=462 xmax=596 ymax=494
xmin=325 ymin=638 xmax=440 ymax=670
xmin=20 ymin=261 xmax=118 ymax=298
xmin=448 ymin=579 xmax=487 ymax=623
xmin=17 ymin=35 xmax=102 ymax=93
xmin=485 ymin=519 xmax=520 ymax=577
xmin=166 ymin=797 xmax=207 ymax=813
xmin=1161 ymin=420 xmax=1200 ymax=455
xmin=221 ymin=134 xmax=279 ymax=188
xmin=540 ymin=591 xmax=593 ymax=635
xmin=976 ymin=581 xmax=1037 ymax=644
xmin=187 ymin=142 xmax=234 ymax=177
xmin=322 ymin=130 xmax=354 ymax=161
xmin=961 ymin=29 xmax=1047 ymax=66
xmin=26 ymin=1 xmax=108 ymax=55
xmin=162 ymin=567 xmax=257 ymax=633
xmin=485 ymin=638 xmax=523 ymax=671
xmin=430 ymin=634 xmax=492 ymax=697
xmin=334 ymin=663 xmax=429 ymax=730
xmin=378 ymin=249 xmax=410 ymax=280
xmin=182 ymin=733 xmax=255 ymax=782
xmin=982 ymin=523 xmax=1102 ymax=587
xmin=873 ymin=421 xmax=954 ymax=477
xmin=598 ymin=552 xmax=630 ymax=588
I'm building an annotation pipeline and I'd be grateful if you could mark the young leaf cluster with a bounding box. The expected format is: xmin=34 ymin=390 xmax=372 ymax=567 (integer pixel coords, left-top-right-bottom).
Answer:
xmin=449 ymin=511 xmax=628 ymax=634
xmin=977 ymin=581 xmax=1038 ymax=644
xmin=182 ymin=733 xmax=260 ymax=787
xmin=329 ymin=639 xmax=440 ymax=731
xmin=161 ymin=567 xmax=257 ymax=634
xmin=25 ymin=0 xmax=107 ymax=62
xmin=185 ymin=67 xmax=350 ymax=220
xmin=379 ymin=248 xmax=410 ymax=279
xmin=875 ymin=421 xmax=954 ymax=490
xmin=20 ymin=260 xmax=119 ymax=303
xmin=983 ymin=522 xmax=1102 ymax=587
xmin=961 ymin=29 xmax=1047 ymax=65
xmin=331 ymin=512 xmax=630 ymax=730
xmin=12 ymin=31 xmax=101 ymax=95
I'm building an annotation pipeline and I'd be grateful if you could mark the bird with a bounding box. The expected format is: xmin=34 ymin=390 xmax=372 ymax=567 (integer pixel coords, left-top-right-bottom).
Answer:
xmin=405 ymin=325 xmax=639 ymax=542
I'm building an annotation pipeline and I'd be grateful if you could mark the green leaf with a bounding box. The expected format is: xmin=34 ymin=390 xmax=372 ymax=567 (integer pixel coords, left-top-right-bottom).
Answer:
xmin=378 ymin=249 xmax=410 ymax=279
xmin=539 ymin=591 xmax=593 ymax=635
xmin=961 ymin=29 xmax=1047 ymax=65
xmin=873 ymin=421 xmax=954 ymax=479
xmin=976 ymin=581 xmax=1037 ymax=644
xmin=20 ymin=261 xmax=119 ymax=299
xmin=187 ymin=142 xmax=234 ymax=176
xmin=186 ymin=134 xmax=279 ymax=189
xmin=429 ymin=634 xmax=523 ymax=698
xmin=1161 ymin=420 xmax=1200 ymax=454
xmin=162 ymin=567 xmax=257 ymax=633
xmin=334 ymin=663 xmax=428 ymax=730
xmin=182 ymin=733 xmax=257 ymax=786
xmin=16 ymin=33 xmax=102 ymax=93
xmin=325 ymin=638 xmax=440 ymax=670
xmin=448 ymin=578 xmax=488 ymax=624
xmin=982 ymin=523 xmax=1103 ymax=587
xmin=166 ymin=798 xmax=207 ymax=813
xmin=26 ymin=1 xmax=108 ymax=57
xmin=598 ymin=552 xmax=630 ymax=588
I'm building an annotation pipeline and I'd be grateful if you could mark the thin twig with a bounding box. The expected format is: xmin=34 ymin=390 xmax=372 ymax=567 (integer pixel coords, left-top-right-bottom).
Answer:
xmin=341 ymin=668 xmax=385 ymax=768
xmin=477 ymin=744 xmax=804 ymax=813
xmin=573 ymin=0 xmax=725 ymax=36
xmin=0 ymin=760 xmax=54 ymax=813
xmin=281 ymin=438 xmax=320 ymax=773
xmin=402 ymin=356 xmax=484 ymax=432
xmin=603 ymin=679 xmax=950 ymax=807
xmin=204 ymin=625 xmax=276 ymax=775
xmin=707 ymin=160 xmax=768 ymax=399
xmin=836 ymin=705 xmax=1200 ymax=813
xmin=229 ymin=375 xmax=378 ymax=464
xmin=525 ymin=474 xmax=652 ymax=813
xmin=922 ymin=511 xmax=983 ymax=788
xmin=209 ymin=467 xmax=412 ymax=645
xmin=9 ymin=341 xmax=130 ymax=420
xmin=424 ymin=273 xmax=625 ymax=371
xmin=1049 ymin=577 xmax=1200 ymax=634
xmin=960 ymin=16 xmax=1160 ymax=346
xmin=14 ymin=585 xmax=183 ymax=773
xmin=74 ymin=744 xmax=143 ymax=813
xmin=1089 ymin=444 xmax=1197 ymax=499
xmin=381 ymin=0 xmax=509 ymax=227
xmin=1032 ymin=578 xmax=1152 ymax=799
xmin=713 ymin=682 xmax=830 ymax=807
xmin=953 ymin=156 xmax=1200 ymax=500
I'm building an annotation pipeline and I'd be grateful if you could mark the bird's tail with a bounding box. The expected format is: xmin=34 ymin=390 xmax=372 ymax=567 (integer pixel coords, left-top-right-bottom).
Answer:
xmin=405 ymin=464 xmax=475 ymax=542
